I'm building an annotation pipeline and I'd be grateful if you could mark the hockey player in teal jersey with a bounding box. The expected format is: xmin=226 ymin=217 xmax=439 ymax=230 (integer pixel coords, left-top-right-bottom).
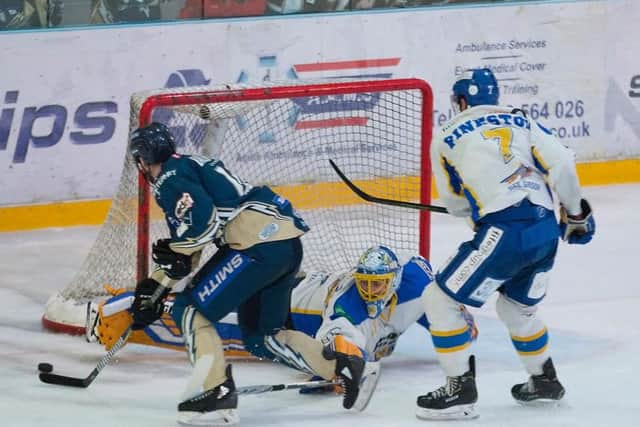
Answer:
xmin=127 ymin=122 xmax=377 ymax=426
xmin=415 ymin=69 xmax=596 ymax=420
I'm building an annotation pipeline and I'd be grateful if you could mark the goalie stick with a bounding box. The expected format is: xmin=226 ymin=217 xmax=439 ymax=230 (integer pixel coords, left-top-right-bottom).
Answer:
xmin=238 ymin=361 xmax=379 ymax=411
xmin=236 ymin=379 xmax=336 ymax=396
xmin=328 ymin=159 xmax=449 ymax=214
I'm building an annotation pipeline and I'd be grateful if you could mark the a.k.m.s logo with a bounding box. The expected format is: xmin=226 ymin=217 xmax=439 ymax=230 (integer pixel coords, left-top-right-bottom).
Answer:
xmin=235 ymin=55 xmax=402 ymax=143
xmin=152 ymin=69 xmax=212 ymax=150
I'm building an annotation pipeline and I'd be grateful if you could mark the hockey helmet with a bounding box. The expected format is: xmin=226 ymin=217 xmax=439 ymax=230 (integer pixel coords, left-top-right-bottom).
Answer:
xmin=451 ymin=68 xmax=500 ymax=113
xmin=353 ymin=246 xmax=402 ymax=319
xmin=129 ymin=122 xmax=176 ymax=166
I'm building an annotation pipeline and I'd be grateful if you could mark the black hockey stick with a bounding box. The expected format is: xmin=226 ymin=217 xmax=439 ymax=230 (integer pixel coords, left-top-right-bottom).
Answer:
xmin=328 ymin=159 xmax=449 ymax=214
xmin=38 ymin=327 xmax=132 ymax=388
xmin=236 ymin=379 xmax=336 ymax=395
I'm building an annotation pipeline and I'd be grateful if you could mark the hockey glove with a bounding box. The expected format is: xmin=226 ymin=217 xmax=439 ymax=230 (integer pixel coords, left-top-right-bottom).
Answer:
xmin=560 ymin=198 xmax=595 ymax=245
xmin=131 ymin=278 xmax=170 ymax=330
xmin=152 ymin=238 xmax=192 ymax=280
xmin=323 ymin=335 xmax=365 ymax=409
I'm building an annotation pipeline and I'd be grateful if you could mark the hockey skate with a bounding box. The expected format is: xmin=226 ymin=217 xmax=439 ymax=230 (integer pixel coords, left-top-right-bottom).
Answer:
xmin=416 ymin=355 xmax=478 ymax=420
xmin=511 ymin=358 xmax=565 ymax=405
xmin=177 ymin=365 xmax=239 ymax=426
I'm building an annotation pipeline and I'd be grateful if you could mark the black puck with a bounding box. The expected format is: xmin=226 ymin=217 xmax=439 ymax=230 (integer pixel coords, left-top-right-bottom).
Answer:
xmin=38 ymin=362 xmax=53 ymax=373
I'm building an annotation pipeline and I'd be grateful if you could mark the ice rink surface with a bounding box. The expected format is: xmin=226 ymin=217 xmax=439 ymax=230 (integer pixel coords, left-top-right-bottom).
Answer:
xmin=1 ymin=184 xmax=638 ymax=427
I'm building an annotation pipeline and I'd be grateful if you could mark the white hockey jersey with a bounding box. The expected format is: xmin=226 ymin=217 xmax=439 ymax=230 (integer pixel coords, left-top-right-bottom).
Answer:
xmin=432 ymin=105 xmax=583 ymax=221
xmin=289 ymin=257 xmax=434 ymax=361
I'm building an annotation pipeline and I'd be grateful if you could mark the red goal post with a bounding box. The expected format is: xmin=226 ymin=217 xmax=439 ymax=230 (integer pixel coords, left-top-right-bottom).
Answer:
xmin=42 ymin=78 xmax=434 ymax=335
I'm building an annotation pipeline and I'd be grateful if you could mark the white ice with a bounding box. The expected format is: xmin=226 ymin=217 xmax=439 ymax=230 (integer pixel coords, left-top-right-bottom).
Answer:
xmin=1 ymin=184 xmax=638 ymax=427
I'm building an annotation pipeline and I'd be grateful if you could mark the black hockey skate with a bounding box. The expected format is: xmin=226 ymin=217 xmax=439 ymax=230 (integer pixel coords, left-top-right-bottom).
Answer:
xmin=511 ymin=358 xmax=565 ymax=404
xmin=416 ymin=355 xmax=478 ymax=420
xmin=177 ymin=365 xmax=239 ymax=426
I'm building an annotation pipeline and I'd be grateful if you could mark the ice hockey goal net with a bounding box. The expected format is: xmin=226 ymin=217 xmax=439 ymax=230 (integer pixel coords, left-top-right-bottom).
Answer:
xmin=43 ymin=78 xmax=434 ymax=334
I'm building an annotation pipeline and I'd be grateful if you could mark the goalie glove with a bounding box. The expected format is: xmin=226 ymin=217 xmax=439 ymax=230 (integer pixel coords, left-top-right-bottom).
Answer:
xmin=323 ymin=335 xmax=366 ymax=409
xmin=560 ymin=198 xmax=595 ymax=245
xmin=152 ymin=238 xmax=192 ymax=280
xmin=131 ymin=278 xmax=170 ymax=330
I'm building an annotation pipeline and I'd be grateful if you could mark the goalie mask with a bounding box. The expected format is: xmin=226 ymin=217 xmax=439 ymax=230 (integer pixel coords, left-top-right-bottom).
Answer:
xmin=129 ymin=122 xmax=176 ymax=183
xmin=451 ymin=68 xmax=500 ymax=113
xmin=353 ymin=246 xmax=402 ymax=319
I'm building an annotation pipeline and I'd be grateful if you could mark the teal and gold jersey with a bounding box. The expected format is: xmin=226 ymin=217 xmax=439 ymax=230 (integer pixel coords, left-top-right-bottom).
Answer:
xmin=152 ymin=154 xmax=309 ymax=254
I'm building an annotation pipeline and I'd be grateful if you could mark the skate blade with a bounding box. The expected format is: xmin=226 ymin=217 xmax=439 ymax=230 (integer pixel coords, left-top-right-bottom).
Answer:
xmin=515 ymin=398 xmax=563 ymax=408
xmin=416 ymin=404 xmax=478 ymax=421
xmin=352 ymin=361 xmax=381 ymax=412
xmin=177 ymin=409 xmax=239 ymax=426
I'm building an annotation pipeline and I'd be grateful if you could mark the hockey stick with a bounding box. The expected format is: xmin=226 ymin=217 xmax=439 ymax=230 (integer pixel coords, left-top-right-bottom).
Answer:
xmin=328 ymin=159 xmax=449 ymax=214
xmin=38 ymin=327 xmax=132 ymax=388
xmin=236 ymin=379 xmax=336 ymax=396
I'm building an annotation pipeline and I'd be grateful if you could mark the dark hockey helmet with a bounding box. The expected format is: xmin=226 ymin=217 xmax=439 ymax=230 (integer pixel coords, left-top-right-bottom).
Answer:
xmin=451 ymin=68 xmax=500 ymax=112
xmin=129 ymin=122 xmax=176 ymax=167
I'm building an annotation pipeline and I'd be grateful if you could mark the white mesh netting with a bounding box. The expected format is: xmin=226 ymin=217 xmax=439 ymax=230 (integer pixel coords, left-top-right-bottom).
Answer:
xmin=43 ymin=78 xmax=432 ymax=332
